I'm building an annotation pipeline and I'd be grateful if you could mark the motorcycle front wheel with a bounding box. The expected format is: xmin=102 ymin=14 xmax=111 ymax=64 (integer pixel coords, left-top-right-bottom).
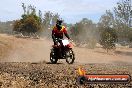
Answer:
xmin=66 ymin=49 xmax=75 ymax=64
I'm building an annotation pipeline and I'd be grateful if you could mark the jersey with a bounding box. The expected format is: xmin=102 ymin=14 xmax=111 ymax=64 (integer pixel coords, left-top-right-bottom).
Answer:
xmin=52 ymin=26 xmax=67 ymax=38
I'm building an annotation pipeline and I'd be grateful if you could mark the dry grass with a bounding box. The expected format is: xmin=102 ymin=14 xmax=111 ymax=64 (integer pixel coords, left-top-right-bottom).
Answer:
xmin=0 ymin=62 xmax=132 ymax=88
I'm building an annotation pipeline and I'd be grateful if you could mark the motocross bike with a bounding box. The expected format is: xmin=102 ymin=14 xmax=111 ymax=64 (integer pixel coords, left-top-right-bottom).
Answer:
xmin=50 ymin=38 xmax=75 ymax=64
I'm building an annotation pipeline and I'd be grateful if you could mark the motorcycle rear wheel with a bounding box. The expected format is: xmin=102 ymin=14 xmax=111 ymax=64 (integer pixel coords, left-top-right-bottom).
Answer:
xmin=50 ymin=49 xmax=58 ymax=64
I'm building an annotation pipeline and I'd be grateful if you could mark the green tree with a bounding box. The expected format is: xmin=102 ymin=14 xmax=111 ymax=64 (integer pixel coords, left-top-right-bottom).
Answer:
xmin=100 ymin=27 xmax=117 ymax=52
xmin=98 ymin=10 xmax=115 ymax=33
xmin=114 ymin=0 xmax=132 ymax=27
xmin=42 ymin=11 xmax=60 ymax=38
xmin=114 ymin=0 xmax=132 ymax=42
xmin=43 ymin=11 xmax=53 ymax=28
xmin=13 ymin=4 xmax=42 ymax=35
xmin=70 ymin=18 xmax=98 ymax=48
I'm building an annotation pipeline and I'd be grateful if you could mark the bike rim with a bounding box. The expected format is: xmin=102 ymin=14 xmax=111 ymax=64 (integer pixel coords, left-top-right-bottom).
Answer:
xmin=66 ymin=51 xmax=74 ymax=63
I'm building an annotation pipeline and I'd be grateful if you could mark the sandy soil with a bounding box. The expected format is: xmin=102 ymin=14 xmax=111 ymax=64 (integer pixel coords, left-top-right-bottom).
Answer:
xmin=0 ymin=33 xmax=132 ymax=64
xmin=0 ymin=34 xmax=132 ymax=88
xmin=0 ymin=62 xmax=132 ymax=88
xmin=0 ymin=34 xmax=13 ymax=60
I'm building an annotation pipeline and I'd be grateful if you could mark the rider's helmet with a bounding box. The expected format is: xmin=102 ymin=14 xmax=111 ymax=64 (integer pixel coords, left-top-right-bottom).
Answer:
xmin=56 ymin=19 xmax=63 ymax=30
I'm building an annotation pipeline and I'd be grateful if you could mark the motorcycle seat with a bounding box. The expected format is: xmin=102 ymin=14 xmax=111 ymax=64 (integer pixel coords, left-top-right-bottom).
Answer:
xmin=52 ymin=45 xmax=61 ymax=48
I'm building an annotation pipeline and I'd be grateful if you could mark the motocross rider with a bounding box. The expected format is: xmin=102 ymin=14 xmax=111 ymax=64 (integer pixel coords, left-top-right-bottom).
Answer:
xmin=52 ymin=19 xmax=71 ymax=57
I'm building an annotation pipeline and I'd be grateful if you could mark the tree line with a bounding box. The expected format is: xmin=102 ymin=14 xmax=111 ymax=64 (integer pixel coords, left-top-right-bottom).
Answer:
xmin=0 ymin=0 xmax=131 ymax=52
xmin=70 ymin=0 xmax=132 ymax=52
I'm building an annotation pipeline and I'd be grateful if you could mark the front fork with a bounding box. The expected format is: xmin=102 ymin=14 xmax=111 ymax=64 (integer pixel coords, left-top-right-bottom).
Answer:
xmin=64 ymin=48 xmax=72 ymax=57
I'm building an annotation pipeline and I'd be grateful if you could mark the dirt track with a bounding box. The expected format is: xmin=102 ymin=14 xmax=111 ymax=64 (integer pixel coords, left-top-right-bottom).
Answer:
xmin=0 ymin=34 xmax=132 ymax=64
xmin=0 ymin=34 xmax=132 ymax=88
xmin=0 ymin=62 xmax=132 ymax=88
